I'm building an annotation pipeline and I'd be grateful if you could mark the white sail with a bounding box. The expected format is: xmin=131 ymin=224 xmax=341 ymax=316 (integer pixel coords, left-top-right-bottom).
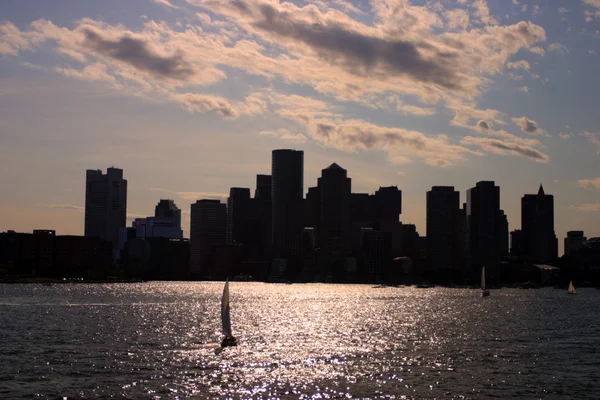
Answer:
xmin=481 ymin=266 xmax=486 ymax=292
xmin=221 ymin=280 xmax=232 ymax=337
xmin=568 ymin=280 xmax=576 ymax=294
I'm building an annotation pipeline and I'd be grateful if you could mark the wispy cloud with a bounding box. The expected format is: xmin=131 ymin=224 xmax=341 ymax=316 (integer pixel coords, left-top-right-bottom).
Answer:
xmin=584 ymin=131 xmax=600 ymax=153
xmin=570 ymin=202 xmax=600 ymax=212
xmin=150 ymin=188 xmax=227 ymax=201
xmin=37 ymin=203 xmax=84 ymax=212
xmin=578 ymin=177 xmax=600 ymax=190
xmin=511 ymin=116 xmax=548 ymax=136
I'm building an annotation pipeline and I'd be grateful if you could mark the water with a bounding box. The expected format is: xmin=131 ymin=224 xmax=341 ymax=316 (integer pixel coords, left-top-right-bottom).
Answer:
xmin=1 ymin=283 xmax=599 ymax=399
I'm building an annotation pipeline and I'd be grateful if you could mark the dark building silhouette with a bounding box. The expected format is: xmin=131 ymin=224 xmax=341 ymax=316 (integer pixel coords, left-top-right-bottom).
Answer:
xmin=467 ymin=181 xmax=507 ymax=281
xmin=84 ymin=167 xmax=127 ymax=259
xmin=226 ymin=188 xmax=252 ymax=245
xmin=189 ymin=199 xmax=226 ymax=277
xmin=0 ymin=230 xmax=111 ymax=279
xmin=564 ymin=231 xmax=586 ymax=256
xmin=426 ymin=186 xmax=463 ymax=280
xmin=253 ymin=174 xmax=273 ymax=265
xmin=271 ymin=149 xmax=304 ymax=258
xmin=521 ymin=185 xmax=558 ymax=263
xmin=317 ymin=163 xmax=351 ymax=248
xmin=255 ymin=174 xmax=272 ymax=201
xmin=510 ymin=229 xmax=524 ymax=260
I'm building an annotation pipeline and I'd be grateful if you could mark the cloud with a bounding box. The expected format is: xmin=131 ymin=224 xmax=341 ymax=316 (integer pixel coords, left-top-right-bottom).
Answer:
xmin=81 ymin=28 xmax=195 ymax=81
xmin=171 ymin=93 xmax=238 ymax=118
xmin=477 ymin=120 xmax=490 ymax=130
xmin=578 ymin=177 xmax=600 ymax=190
xmin=590 ymin=50 xmax=598 ymax=55
xmin=150 ymin=188 xmax=228 ymax=201
xmin=471 ymin=0 xmax=497 ymax=25
xmin=584 ymin=0 xmax=600 ymax=22
xmin=259 ymin=128 xmax=307 ymax=143
xmin=584 ymin=131 xmax=600 ymax=153
xmin=152 ymin=0 xmax=179 ymax=8
xmin=506 ymin=60 xmax=530 ymax=70
xmin=559 ymin=133 xmax=572 ymax=140
xmin=557 ymin=8 xmax=569 ymax=14
xmin=460 ymin=136 xmax=549 ymax=162
xmin=512 ymin=116 xmax=548 ymax=135
xmin=517 ymin=86 xmax=529 ymax=93
xmin=37 ymin=203 xmax=84 ymax=212
xmin=306 ymin=117 xmax=476 ymax=167
xmin=570 ymin=203 xmax=600 ymax=212
xmin=529 ymin=46 xmax=545 ymax=56
xmin=54 ymin=62 xmax=115 ymax=83
xmin=548 ymin=42 xmax=568 ymax=54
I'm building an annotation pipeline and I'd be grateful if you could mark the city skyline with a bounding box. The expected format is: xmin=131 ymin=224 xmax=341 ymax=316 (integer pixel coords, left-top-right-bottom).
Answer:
xmin=1 ymin=0 xmax=599 ymax=254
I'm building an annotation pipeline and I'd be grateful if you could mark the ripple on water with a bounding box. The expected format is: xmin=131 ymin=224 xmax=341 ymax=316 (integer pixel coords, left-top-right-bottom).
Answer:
xmin=1 ymin=283 xmax=600 ymax=399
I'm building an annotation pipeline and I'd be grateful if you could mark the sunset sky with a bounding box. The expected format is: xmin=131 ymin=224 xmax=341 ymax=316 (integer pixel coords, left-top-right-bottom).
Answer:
xmin=1 ymin=0 xmax=599 ymax=252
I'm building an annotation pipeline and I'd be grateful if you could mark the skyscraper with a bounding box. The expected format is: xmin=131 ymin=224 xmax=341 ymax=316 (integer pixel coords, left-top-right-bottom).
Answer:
xmin=318 ymin=163 xmax=351 ymax=247
xmin=226 ymin=187 xmax=252 ymax=245
xmin=521 ymin=185 xmax=558 ymax=263
xmin=426 ymin=186 xmax=461 ymax=277
xmin=84 ymin=167 xmax=127 ymax=258
xmin=189 ymin=199 xmax=226 ymax=277
xmin=467 ymin=181 xmax=505 ymax=280
xmin=271 ymin=149 xmax=304 ymax=257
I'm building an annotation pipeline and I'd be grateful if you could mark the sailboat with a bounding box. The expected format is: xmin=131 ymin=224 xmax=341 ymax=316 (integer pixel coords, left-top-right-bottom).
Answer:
xmin=567 ymin=280 xmax=576 ymax=295
xmin=481 ymin=266 xmax=490 ymax=297
xmin=220 ymin=280 xmax=238 ymax=347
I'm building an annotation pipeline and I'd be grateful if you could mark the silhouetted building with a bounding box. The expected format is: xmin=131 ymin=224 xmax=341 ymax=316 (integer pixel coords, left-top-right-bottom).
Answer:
xmin=252 ymin=174 xmax=273 ymax=264
xmin=255 ymin=174 xmax=272 ymax=202
xmin=226 ymin=188 xmax=252 ymax=245
xmin=510 ymin=229 xmax=524 ymax=259
xmin=359 ymin=229 xmax=392 ymax=283
xmin=497 ymin=210 xmax=509 ymax=259
xmin=84 ymin=167 xmax=127 ymax=259
xmin=348 ymin=187 xmax=402 ymax=255
xmin=564 ymin=231 xmax=587 ymax=256
xmin=189 ymin=199 xmax=226 ymax=277
xmin=318 ymin=163 xmax=351 ymax=248
xmin=521 ymin=185 xmax=558 ymax=263
xmin=467 ymin=181 xmax=505 ymax=280
xmin=272 ymin=149 xmax=304 ymax=257
xmin=426 ymin=186 xmax=461 ymax=278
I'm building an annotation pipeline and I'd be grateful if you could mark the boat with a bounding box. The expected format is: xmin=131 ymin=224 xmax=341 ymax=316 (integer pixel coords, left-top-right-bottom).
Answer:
xmin=481 ymin=266 xmax=490 ymax=297
xmin=220 ymin=280 xmax=238 ymax=347
xmin=567 ymin=280 xmax=576 ymax=295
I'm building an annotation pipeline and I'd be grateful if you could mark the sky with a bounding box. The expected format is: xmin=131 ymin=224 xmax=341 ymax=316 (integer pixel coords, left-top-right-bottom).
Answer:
xmin=0 ymin=0 xmax=599 ymax=253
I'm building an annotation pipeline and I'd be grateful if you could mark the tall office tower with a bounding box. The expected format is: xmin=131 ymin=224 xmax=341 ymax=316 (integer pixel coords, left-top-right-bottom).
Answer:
xmin=226 ymin=188 xmax=252 ymax=245
xmin=374 ymin=186 xmax=402 ymax=223
xmin=255 ymin=174 xmax=272 ymax=202
xmin=466 ymin=181 xmax=502 ymax=278
xmin=497 ymin=210 xmax=509 ymax=259
xmin=271 ymin=149 xmax=304 ymax=257
xmin=564 ymin=231 xmax=587 ymax=256
xmin=189 ymin=199 xmax=226 ymax=277
xmin=521 ymin=185 xmax=558 ymax=263
xmin=317 ymin=163 xmax=351 ymax=247
xmin=426 ymin=186 xmax=460 ymax=275
xmin=155 ymin=199 xmax=182 ymax=226
xmin=253 ymin=174 xmax=272 ymax=261
xmin=84 ymin=167 xmax=127 ymax=258
xmin=144 ymin=199 xmax=182 ymax=239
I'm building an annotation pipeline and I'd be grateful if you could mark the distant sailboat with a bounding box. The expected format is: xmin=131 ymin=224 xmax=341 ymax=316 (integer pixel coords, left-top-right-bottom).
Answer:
xmin=567 ymin=280 xmax=576 ymax=295
xmin=220 ymin=280 xmax=238 ymax=347
xmin=481 ymin=266 xmax=490 ymax=297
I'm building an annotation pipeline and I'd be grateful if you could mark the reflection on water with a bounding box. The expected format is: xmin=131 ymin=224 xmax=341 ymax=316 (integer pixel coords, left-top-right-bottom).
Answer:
xmin=1 ymin=283 xmax=600 ymax=399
